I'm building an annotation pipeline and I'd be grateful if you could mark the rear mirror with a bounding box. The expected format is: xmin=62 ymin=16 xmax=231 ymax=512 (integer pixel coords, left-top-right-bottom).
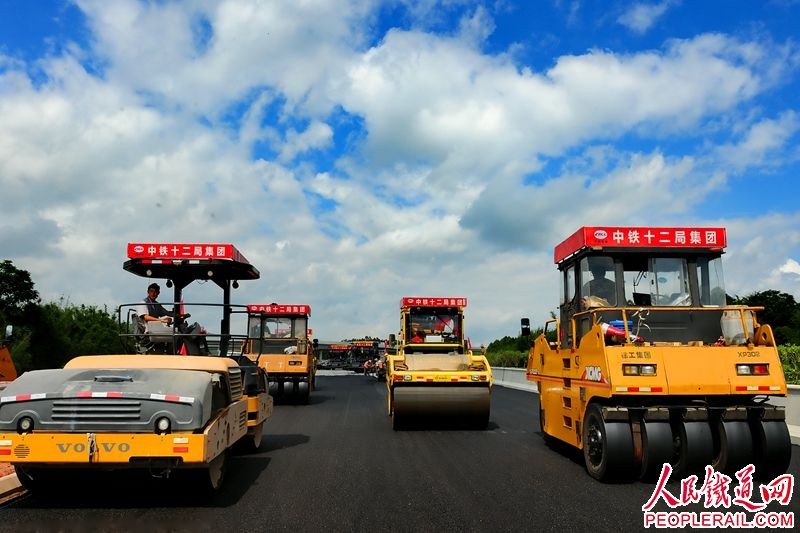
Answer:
xmin=388 ymin=333 xmax=396 ymax=346
xmin=4 ymin=325 xmax=12 ymax=342
xmin=521 ymin=318 xmax=531 ymax=337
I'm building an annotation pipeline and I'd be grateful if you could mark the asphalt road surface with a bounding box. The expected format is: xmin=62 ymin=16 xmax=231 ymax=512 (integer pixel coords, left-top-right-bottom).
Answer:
xmin=2 ymin=374 xmax=799 ymax=533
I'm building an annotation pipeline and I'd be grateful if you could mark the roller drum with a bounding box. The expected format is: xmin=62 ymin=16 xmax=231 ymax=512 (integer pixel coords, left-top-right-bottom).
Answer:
xmin=393 ymin=385 xmax=490 ymax=427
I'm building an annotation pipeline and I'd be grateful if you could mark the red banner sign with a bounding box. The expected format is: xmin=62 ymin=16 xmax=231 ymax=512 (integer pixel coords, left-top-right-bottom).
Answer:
xmin=329 ymin=344 xmax=350 ymax=351
xmin=401 ymin=297 xmax=467 ymax=308
xmin=246 ymin=304 xmax=311 ymax=315
xmin=554 ymin=227 xmax=727 ymax=264
xmin=127 ymin=243 xmax=250 ymax=264
xmin=350 ymin=340 xmax=377 ymax=347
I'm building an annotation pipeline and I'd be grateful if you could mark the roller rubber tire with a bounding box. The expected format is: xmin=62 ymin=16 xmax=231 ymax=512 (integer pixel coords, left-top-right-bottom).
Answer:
xmin=640 ymin=421 xmax=673 ymax=482
xmin=713 ymin=420 xmax=753 ymax=475
xmin=752 ymin=419 xmax=791 ymax=480
xmin=671 ymin=420 xmax=713 ymax=478
xmin=297 ymin=382 xmax=310 ymax=405
xmin=582 ymin=404 xmax=634 ymax=482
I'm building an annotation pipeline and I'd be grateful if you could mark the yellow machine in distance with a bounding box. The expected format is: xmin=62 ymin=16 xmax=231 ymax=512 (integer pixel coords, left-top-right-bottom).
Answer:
xmin=525 ymin=226 xmax=791 ymax=482
xmin=387 ymin=297 xmax=492 ymax=429
xmin=242 ymin=304 xmax=316 ymax=403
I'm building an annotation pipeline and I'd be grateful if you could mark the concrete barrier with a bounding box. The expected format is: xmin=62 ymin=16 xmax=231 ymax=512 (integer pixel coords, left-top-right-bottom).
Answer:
xmin=491 ymin=367 xmax=800 ymax=445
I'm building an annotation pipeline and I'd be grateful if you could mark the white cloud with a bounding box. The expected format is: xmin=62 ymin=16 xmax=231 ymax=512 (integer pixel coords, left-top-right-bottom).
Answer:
xmin=75 ymin=0 xmax=371 ymax=117
xmin=617 ymin=1 xmax=678 ymax=34
xmin=278 ymin=121 xmax=334 ymax=163
xmin=779 ymin=259 xmax=800 ymax=276
xmin=341 ymin=30 xmax=771 ymax=202
xmin=722 ymin=215 xmax=800 ymax=301
xmin=715 ymin=111 xmax=800 ymax=170
xmin=457 ymin=5 xmax=495 ymax=46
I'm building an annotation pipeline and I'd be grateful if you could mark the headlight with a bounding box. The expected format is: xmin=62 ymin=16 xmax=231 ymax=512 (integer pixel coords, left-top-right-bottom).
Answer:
xmin=155 ymin=416 xmax=171 ymax=434
xmin=639 ymin=365 xmax=656 ymax=375
xmin=623 ymin=364 xmax=657 ymax=376
xmin=17 ymin=416 xmax=34 ymax=434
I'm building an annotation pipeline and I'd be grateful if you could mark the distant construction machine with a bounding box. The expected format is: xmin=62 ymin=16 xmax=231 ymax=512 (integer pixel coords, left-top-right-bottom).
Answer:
xmin=386 ymin=297 xmax=492 ymax=429
xmin=242 ymin=303 xmax=316 ymax=403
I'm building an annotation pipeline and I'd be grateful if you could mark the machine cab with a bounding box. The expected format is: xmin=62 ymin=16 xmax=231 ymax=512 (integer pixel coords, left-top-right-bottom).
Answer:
xmin=553 ymin=227 xmax=752 ymax=349
xmin=245 ymin=304 xmax=311 ymax=355
xmin=401 ymin=297 xmax=466 ymax=351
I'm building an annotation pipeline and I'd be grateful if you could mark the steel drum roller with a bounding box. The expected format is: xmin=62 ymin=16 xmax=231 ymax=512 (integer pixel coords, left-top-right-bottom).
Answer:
xmin=393 ymin=385 xmax=490 ymax=425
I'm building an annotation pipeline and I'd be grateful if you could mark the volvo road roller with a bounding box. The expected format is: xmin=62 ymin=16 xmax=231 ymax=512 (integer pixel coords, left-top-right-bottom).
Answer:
xmin=387 ymin=297 xmax=492 ymax=429
xmin=242 ymin=303 xmax=316 ymax=403
xmin=525 ymin=226 xmax=791 ymax=482
xmin=0 ymin=243 xmax=273 ymax=496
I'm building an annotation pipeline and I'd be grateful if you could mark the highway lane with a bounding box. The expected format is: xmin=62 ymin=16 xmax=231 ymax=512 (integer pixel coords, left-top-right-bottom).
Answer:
xmin=2 ymin=374 xmax=799 ymax=532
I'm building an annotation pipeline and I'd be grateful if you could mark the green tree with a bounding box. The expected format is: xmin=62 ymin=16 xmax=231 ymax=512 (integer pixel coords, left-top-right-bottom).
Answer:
xmin=485 ymin=327 xmax=545 ymax=368
xmin=0 ymin=260 xmax=40 ymax=324
xmin=14 ymin=300 xmax=125 ymax=372
xmin=731 ymin=290 xmax=800 ymax=345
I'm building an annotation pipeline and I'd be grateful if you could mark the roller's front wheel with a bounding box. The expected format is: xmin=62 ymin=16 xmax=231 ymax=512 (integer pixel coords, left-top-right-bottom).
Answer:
xmin=582 ymin=405 xmax=634 ymax=482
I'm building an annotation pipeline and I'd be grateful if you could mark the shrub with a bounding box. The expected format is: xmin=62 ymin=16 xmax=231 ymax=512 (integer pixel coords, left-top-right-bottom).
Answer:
xmin=779 ymin=345 xmax=800 ymax=384
xmin=486 ymin=350 xmax=528 ymax=369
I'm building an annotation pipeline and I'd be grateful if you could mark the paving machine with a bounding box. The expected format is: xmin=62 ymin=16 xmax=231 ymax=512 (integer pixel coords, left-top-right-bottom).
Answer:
xmin=0 ymin=242 xmax=273 ymax=495
xmin=241 ymin=303 xmax=316 ymax=403
xmin=525 ymin=226 xmax=791 ymax=482
xmin=386 ymin=297 xmax=492 ymax=429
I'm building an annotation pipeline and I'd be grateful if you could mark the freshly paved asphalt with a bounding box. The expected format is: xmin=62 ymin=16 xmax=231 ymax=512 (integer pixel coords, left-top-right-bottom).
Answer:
xmin=1 ymin=373 xmax=799 ymax=532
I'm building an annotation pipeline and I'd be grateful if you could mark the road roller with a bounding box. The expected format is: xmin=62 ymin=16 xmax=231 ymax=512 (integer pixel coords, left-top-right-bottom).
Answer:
xmin=0 ymin=243 xmax=273 ymax=496
xmin=525 ymin=226 xmax=791 ymax=482
xmin=242 ymin=303 xmax=317 ymax=404
xmin=387 ymin=297 xmax=492 ymax=429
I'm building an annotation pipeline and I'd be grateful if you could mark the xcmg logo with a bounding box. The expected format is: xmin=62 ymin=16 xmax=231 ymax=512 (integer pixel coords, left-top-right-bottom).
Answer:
xmin=582 ymin=366 xmax=605 ymax=382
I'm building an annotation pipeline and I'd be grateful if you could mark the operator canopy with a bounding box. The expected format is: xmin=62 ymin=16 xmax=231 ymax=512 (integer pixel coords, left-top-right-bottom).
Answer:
xmin=124 ymin=243 xmax=260 ymax=281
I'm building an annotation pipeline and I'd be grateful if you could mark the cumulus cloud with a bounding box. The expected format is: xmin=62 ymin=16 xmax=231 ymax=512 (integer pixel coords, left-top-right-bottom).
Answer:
xmin=778 ymin=259 xmax=800 ymax=276
xmin=715 ymin=111 xmax=800 ymax=171
xmin=341 ymin=30 xmax=772 ymax=204
xmin=617 ymin=1 xmax=679 ymax=34
xmin=460 ymin=149 xmax=725 ymax=250
xmin=278 ymin=121 xmax=334 ymax=163
xmin=723 ymin=214 xmax=800 ymax=299
xmin=75 ymin=0 xmax=370 ymax=117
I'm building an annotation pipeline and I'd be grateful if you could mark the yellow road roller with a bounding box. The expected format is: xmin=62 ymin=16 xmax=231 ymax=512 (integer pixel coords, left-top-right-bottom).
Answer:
xmin=525 ymin=226 xmax=791 ymax=482
xmin=387 ymin=297 xmax=492 ymax=429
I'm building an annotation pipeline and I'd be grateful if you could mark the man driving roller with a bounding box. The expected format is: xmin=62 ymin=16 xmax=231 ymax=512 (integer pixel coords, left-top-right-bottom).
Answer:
xmin=582 ymin=259 xmax=617 ymax=305
xmin=136 ymin=283 xmax=176 ymax=324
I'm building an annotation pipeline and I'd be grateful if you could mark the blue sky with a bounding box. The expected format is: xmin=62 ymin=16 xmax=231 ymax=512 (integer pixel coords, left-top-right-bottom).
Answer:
xmin=1 ymin=0 xmax=799 ymax=344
